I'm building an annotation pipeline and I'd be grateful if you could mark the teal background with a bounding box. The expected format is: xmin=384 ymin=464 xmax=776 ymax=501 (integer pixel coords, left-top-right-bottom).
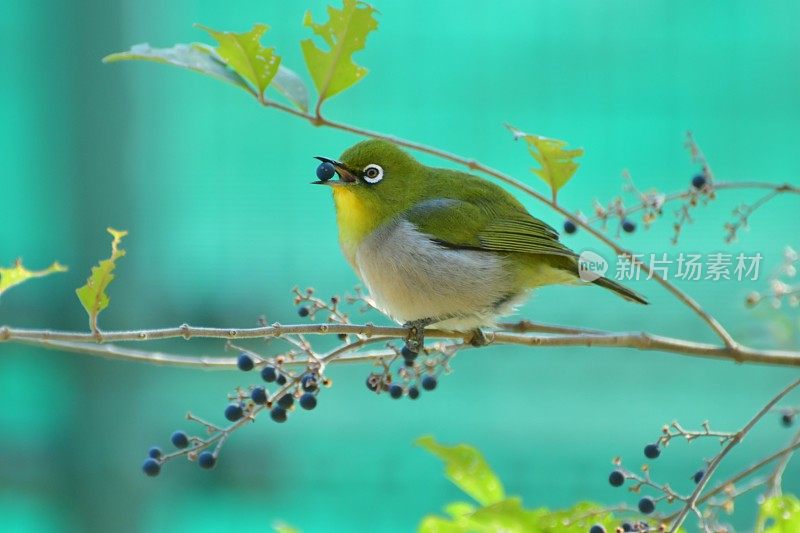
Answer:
xmin=1 ymin=1 xmax=799 ymax=531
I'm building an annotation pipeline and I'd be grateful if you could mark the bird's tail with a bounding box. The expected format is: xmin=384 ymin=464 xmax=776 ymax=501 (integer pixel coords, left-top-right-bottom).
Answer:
xmin=591 ymin=276 xmax=648 ymax=305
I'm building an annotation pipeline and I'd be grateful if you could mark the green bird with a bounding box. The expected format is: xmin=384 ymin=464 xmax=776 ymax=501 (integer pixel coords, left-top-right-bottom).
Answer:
xmin=314 ymin=140 xmax=647 ymax=349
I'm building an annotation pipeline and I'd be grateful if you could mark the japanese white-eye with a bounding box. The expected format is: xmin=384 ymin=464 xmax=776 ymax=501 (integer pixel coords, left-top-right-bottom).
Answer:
xmin=314 ymin=140 xmax=647 ymax=347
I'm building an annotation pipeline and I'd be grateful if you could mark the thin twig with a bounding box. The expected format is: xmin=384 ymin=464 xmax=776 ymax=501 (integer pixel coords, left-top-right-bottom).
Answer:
xmin=764 ymin=427 xmax=800 ymax=498
xmin=668 ymin=377 xmax=800 ymax=532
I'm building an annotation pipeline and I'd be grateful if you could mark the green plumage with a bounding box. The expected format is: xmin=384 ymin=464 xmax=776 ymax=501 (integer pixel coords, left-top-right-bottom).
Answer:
xmin=320 ymin=139 xmax=647 ymax=329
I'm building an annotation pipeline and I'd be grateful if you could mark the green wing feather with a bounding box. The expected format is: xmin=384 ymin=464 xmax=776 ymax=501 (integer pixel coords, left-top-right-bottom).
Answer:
xmin=404 ymin=198 xmax=576 ymax=259
xmin=402 ymin=180 xmax=648 ymax=305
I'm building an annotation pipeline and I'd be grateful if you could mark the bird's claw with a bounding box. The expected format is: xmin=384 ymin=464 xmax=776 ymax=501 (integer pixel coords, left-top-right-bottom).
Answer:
xmin=468 ymin=328 xmax=490 ymax=347
xmin=403 ymin=319 xmax=433 ymax=354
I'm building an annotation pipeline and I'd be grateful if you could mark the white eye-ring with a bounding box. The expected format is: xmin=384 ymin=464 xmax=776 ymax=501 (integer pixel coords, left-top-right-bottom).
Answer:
xmin=363 ymin=163 xmax=384 ymax=184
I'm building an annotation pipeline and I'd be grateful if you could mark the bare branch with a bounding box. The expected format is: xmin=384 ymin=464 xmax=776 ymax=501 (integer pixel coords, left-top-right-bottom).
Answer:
xmin=4 ymin=323 xmax=800 ymax=367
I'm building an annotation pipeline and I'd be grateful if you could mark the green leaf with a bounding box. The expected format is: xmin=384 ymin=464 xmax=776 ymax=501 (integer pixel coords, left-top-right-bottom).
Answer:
xmin=419 ymin=500 xmax=622 ymax=533
xmin=757 ymin=495 xmax=800 ymax=532
xmin=507 ymin=124 xmax=584 ymax=201
xmin=416 ymin=436 xmax=504 ymax=506
xmin=271 ymin=65 xmax=310 ymax=112
xmin=0 ymin=259 xmax=67 ymax=300
xmin=198 ymin=23 xmax=281 ymax=98
xmin=301 ymin=0 xmax=379 ymax=107
xmin=75 ymin=228 xmax=127 ymax=333
xmin=103 ymin=42 xmax=250 ymax=92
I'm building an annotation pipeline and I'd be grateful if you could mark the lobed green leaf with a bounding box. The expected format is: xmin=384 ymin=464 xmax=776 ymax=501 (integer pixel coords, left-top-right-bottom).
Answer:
xmin=198 ymin=23 xmax=281 ymax=98
xmin=301 ymin=0 xmax=379 ymax=107
xmin=75 ymin=228 xmax=127 ymax=333
xmin=507 ymin=124 xmax=584 ymax=201
xmin=0 ymin=259 xmax=67 ymax=300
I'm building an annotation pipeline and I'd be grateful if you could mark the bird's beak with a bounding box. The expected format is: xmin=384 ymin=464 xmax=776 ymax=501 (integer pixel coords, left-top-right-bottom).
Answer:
xmin=312 ymin=156 xmax=359 ymax=185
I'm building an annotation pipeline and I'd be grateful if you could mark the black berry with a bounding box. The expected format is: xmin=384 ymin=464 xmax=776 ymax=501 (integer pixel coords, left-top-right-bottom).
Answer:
xmin=276 ymin=374 xmax=287 ymax=386
xmin=261 ymin=365 xmax=278 ymax=383
xmin=563 ymin=219 xmax=577 ymax=234
xmin=236 ymin=353 xmax=254 ymax=372
xmin=620 ymin=523 xmax=633 ymax=532
xmin=589 ymin=526 xmax=605 ymax=533
xmin=401 ymin=345 xmax=418 ymax=361
xmin=644 ymin=443 xmax=660 ymax=459
xmin=389 ymin=384 xmax=403 ymax=399
xmin=316 ymin=162 xmax=335 ymax=182
xmin=299 ymin=393 xmax=317 ymax=410
xmin=782 ymin=412 xmax=794 ymax=427
xmin=270 ymin=406 xmax=287 ymax=423
xmin=621 ymin=219 xmax=636 ymax=233
xmin=147 ymin=446 xmax=162 ymax=459
xmin=142 ymin=458 xmax=161 ymax=477
xmin=224 ymin=403 xmax=244 ymax=422
xmin=301 ymin=373 xmax=319 ymax=392
xmin=198 ymin=451 xmax=216 ymax=469
xmin=608 ymin=469 xmax=625 ymax=487
xmin=421 ymin=376 xmax=438 ymax=391
xmin=298 ymin=306 xmax=310 ymax=317
xmin=693 ymin=469 xmax=705 ymax=484
xmin=408 ymin=386 xmax=420 ymax=400
xmin=337 ymin=333 xmax=348 ymax=341
xmin=171 ymin=430 xmax=189 ymax=449
xmin=251 ymin=387 xmax=268 ymax=404
xmin=277 ymin=394 xmax=294 ymax=409
xmin=692 ymin=173 xmax=707 ymax=189
xmin=638 ymin=496 xmax=655 ymax=514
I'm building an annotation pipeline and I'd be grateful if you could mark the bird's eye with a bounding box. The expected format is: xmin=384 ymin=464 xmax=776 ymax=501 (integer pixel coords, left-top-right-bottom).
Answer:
xmin=363 ymin=164 xmax=384 ymax=184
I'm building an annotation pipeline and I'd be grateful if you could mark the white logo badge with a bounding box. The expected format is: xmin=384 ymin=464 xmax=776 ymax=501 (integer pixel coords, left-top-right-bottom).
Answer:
xmin=578 ymin=250 xmax=608 ymax=282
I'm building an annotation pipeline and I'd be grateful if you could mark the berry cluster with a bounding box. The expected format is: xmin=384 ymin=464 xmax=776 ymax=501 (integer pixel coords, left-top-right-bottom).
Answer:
xmin=364 ymin=340 xmax=457 ymax=401
xmin=291 ymin=286 xmax=455 ymax=402
xmin=562 ymin=168 xmax=712 ymax=242
xmin=141 ymin=349 xmax=327 ymax=476
xmin=595 ymin=420 xmax=742 ymax=532
xmin=140 ymin=287 xmax=459 ymax=477
xmin=561 ymin=134 xmax=725 ymax=246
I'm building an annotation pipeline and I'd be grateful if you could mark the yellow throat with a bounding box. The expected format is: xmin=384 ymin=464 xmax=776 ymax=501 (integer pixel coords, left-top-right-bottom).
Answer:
xmin=332 ymin=187 xmax=377 ymax=267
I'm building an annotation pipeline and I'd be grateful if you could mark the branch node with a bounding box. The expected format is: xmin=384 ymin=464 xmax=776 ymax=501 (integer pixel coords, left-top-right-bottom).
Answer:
xmin=180 ymin=323 xmax=191 ymax=340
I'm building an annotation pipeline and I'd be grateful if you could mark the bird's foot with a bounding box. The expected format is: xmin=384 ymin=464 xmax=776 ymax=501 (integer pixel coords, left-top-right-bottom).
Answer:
xmin=402 ymin=318 xmax=434 ymax=355
xmin=468 ymin=328 xmax=492 ymax=347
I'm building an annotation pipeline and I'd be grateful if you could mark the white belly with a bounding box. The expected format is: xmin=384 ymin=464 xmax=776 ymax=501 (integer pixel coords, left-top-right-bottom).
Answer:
xmin=354 ymin=219 xmax=523 ymax=330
